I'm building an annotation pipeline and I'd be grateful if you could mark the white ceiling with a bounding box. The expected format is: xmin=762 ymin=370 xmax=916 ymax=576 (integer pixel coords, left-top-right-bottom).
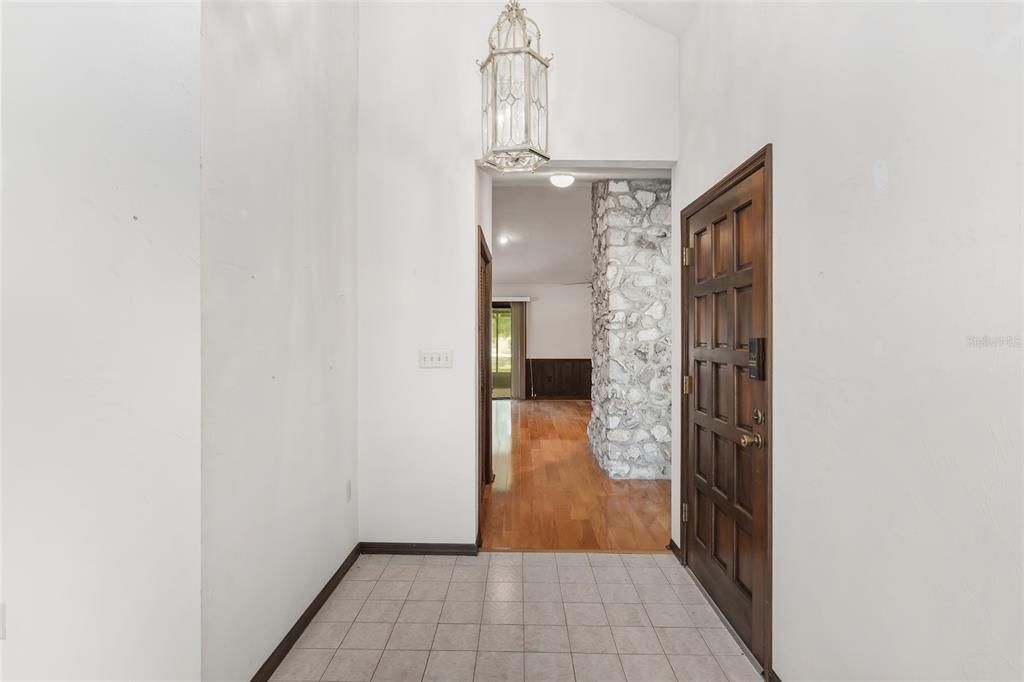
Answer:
xmin=607 ymin=2 xmax=695 ymax=38
xmin=490 ymin=161 xmax=673 ymax=285
xmin=492 ymin=183 xmax=593 ymax=285
xmin=486 ymin=161 xmax=671 ymax=188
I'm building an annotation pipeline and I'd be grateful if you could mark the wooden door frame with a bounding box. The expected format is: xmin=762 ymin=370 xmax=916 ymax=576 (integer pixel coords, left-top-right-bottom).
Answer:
xmin=477 ymin=226 xmax=494 ymax=547
xmin=679 ymin=144 xmax=773 ymax=674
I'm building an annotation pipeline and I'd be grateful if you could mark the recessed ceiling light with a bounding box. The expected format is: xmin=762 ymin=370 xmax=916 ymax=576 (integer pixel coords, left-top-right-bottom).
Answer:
xmin=550 ymin=174 xmax=575 ymax=188
xmin=499 ymin=235 xmax=510 ymax=245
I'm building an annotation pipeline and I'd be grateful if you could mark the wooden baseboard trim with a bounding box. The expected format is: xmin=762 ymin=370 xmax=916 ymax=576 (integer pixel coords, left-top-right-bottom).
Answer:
xmin=526 ymin=395 xmax=589 ymax=401
xmin=251 ymin=543 xmax=361 ymax=682
xmin=766 ymin=670 xmax=782 ymax=682
xmin=666 ymin=539 xmax=684 ymax=565
xmin=253 ymin=540 xmax=478 ymax=680
xmin=359 ymin=542 xmax=479 ymax=556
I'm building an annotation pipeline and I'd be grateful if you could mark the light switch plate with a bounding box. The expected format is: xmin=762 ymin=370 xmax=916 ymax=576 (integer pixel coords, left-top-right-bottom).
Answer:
xmin=419 ymin=351 xmax=453 ymax=368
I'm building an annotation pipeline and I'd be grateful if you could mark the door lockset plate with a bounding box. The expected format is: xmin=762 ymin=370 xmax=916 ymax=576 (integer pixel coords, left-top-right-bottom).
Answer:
xmin=748 ymin=337 xmax=766 ymax=380
xmin=739 ymin=432 xmax=764 ymax=449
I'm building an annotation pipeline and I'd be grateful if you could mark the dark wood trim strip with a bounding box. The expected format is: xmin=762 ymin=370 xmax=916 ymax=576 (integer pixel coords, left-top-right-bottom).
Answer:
xmin=525 ymin=396 xmax=589 ymax=401
xmin=359 ymin=542 xmax=479 ymax=556
xmin=766 ymin=670 xmax=783 ymax=682
xmin=666 ymin=539 xmax=684 ymax=565
xmin=252 ymin=540 xmax=479 ymax=680
xmin=763 ymin=144 xmax=775 ymax=679
xmin=251 ymin=543 xmax=361 ymax=682
xmin=478 ymin=226 xmax=494 ymax=538
xmin=680 ymin=144 xmax=773 ymax=221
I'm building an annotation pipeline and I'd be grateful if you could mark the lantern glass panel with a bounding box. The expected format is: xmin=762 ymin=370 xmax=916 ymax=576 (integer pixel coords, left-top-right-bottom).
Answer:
xmin=530 ymin=56 xmax=547 ymax=151
xmin=495 ymin=54 xmax=527 ymax=148
xmin=513 ymin=52 xmax=527 ymax=145
xmin=479 ymin=1 xmax=550 ymax=172
xmin=481 ymin=61 xmax=493 ymax=157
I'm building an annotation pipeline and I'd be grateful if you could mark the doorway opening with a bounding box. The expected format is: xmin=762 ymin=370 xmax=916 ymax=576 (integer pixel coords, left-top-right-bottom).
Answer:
xmin=478 ymin=164 xmax=674 ymax=552
xmin=680 ymin=145 xmax=773 ymax=672
xmin=491 ymin=304 xmax=513 ymax=399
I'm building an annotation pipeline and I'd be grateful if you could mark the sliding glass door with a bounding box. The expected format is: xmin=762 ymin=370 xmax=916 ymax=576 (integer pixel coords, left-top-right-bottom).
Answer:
xmin=491 ymin=306 xmax=512 ymax=399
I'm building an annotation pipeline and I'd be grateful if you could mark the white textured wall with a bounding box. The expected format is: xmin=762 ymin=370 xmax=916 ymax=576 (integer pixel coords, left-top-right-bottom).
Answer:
xmin=2 ymin=3 xmax=201 ymax=678
xmin=201 ymin=3 xmax=360 ymax=679
xmin=672 ymin=3 xmax=1023 ymax=679
xmin=476 ymin=167 xmax=493 ymax=249
xmin=357 ymin=2 xmax=677 ymax=544
xmin=493 ymin=283 xmax=592 ymax=359
xmin=0 ymin=4 xmax=6 ymax=674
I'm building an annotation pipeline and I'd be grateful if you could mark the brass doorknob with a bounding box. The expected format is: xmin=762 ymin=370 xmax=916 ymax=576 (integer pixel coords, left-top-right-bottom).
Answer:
xmin=739 ymin=432 xmax=763 ymax=448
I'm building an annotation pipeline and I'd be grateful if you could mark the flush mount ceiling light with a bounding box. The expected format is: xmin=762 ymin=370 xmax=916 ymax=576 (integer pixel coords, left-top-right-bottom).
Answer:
xmin=549 ymin=174 xmax=575 ymax=188
xmin=499 ymin=235 xmax=510 ymax=245
xmin=479 ymin=0 xmax=552 ymax=173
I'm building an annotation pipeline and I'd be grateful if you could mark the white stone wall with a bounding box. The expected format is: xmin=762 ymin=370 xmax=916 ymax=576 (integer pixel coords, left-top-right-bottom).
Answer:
xmin=589 ymin=179 xmax=672 ymax=479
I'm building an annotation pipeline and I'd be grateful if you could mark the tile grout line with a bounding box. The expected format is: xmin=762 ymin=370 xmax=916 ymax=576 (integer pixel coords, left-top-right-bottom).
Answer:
xmin=295 ymin=551 xmax=753 ymax=682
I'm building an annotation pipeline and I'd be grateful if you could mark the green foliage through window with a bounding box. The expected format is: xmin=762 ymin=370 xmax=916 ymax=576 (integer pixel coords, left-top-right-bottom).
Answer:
xmin=491 ymin=308 xmax=512 ymax=392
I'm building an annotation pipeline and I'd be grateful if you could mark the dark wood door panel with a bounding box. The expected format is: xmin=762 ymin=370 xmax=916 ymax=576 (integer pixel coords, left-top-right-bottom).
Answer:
xmin=478 ymin=228 xmax=494 ymax=540
xmin=682 ymin=146 xmax=772 ymax=672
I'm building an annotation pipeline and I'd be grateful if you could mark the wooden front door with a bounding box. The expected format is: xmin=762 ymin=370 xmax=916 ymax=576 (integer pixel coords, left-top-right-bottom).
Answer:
xmin=478 ymin=227 xmax=494 ymax=541
xmin=682 ymin=146 xmax=772 ymax=669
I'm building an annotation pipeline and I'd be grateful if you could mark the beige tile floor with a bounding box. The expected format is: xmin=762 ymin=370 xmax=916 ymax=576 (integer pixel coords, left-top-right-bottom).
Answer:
xmin=271 ymin=552 xmax=762 ymax=682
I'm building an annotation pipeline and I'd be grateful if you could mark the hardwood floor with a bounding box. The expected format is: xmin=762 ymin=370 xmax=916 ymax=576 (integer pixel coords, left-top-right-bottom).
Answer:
xmin=481 ymin=399 xmax=671 ymax=551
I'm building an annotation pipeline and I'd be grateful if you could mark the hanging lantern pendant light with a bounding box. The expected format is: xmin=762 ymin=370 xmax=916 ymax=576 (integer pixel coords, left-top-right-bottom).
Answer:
xmin=479 ymin=0 xmax=552 ymax=173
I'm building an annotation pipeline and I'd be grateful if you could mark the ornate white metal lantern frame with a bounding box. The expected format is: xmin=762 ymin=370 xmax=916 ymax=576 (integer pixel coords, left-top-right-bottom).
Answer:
xmin=479 ymin=1 xmax=552 ymax=173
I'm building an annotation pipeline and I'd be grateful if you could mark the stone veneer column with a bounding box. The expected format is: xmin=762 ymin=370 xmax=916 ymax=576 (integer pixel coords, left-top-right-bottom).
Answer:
xmin=588 ymin=179 xmax=672 ymax=479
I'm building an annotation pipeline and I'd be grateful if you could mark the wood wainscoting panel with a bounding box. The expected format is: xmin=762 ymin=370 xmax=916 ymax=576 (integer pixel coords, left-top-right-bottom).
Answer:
xmin=526 ymin=358 xmax=591 ymax=399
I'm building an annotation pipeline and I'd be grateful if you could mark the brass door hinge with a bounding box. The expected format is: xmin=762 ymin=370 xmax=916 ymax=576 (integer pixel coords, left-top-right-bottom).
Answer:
xmin=682 ymin=375 xmax=692 ymax=395
xmin=682 ymin=246 xmax=693 ymax=267
xmin=682 ymin=503 xmax=689 ymax=523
